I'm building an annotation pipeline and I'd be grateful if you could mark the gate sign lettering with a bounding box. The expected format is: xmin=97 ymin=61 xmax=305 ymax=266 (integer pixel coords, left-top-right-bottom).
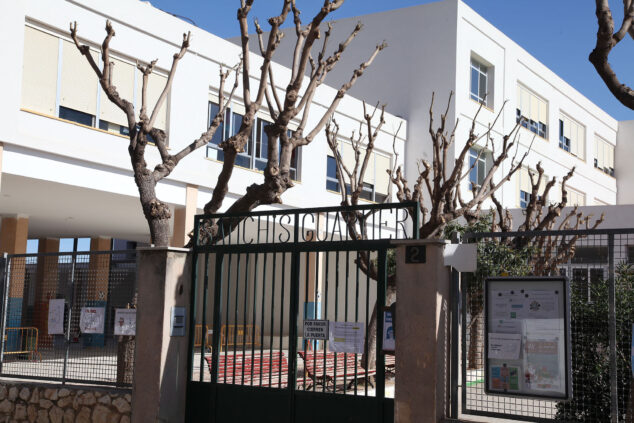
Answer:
xmin=303 ymin=320 xmax=329 ymax=340
xmin=485 ymin=277 xmax=572 ymax=400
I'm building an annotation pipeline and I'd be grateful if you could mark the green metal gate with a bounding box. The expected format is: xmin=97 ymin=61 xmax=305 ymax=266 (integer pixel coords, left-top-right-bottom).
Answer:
xmin=185 ymin=203 xmax=418 ymax=422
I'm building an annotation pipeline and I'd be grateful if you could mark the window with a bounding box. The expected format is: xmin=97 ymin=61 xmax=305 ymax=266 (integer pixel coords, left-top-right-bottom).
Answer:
xmin=326 ymin=156 xmax=341 ymax=192
xmin=326 ymin=143 xmax=391 ymax=202
xmin=468 ymin=148 xmax=488 ymax=190
xmin=207 ymin=99 xmax=301 ymax=180
xmin=572 ymin=246 xmax=608 ymax=264
xmin=21 ymin=25 xmax=168 ymax=134
xmin=517 ymin=167 xmax=546 ymax=208
xmin=59 ymin=106 xmax=93 ymax=127
xmin=594 ymin=136 xmax=615 ymax=177
xmin=470 ymin=59 xmax=490 ymax=107
xmin=516 ymin=84 xmax=548 ymax=138
xmin=566 ymin=186 xmax=585 ymax=206
xmin=98 ymin=120 xmax=129 ymax=136
xmin=520 ymin=190 xmax=531 ymax=209
xmin=559 ymin=115 xmax=585 ymax=159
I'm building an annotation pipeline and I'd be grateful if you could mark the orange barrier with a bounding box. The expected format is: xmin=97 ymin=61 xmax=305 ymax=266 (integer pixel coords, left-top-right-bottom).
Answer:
xmin=219 ymin=325 xmax=261 ymax=352
xmin=4 ymin=327 xmax=42 ymax=361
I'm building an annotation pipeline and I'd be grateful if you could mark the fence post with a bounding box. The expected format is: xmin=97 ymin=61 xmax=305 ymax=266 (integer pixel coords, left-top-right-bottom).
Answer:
xmin=608 ymin=233 xmax=618 ymax=423
xmin=449 ymin=268 xmax=460 ymax=419
xmin=131 ymin=247 xmax=191 ymax=423
xmin=0 ymin=253 xmax=8 ymax=373
xmin=393 ymin=239 xmax=450 ymax=423
xmin=61 ymin=250 xmax=77 ymax=385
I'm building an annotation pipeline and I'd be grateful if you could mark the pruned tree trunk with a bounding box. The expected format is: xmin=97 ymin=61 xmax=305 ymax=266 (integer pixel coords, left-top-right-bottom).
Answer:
xmin=467 ymin=314 xmax=482 ymax=370
xmin=116 ymin=295 xmax=136 ymax=386
xmin=362 ymin=285 xmax=395 ymax=372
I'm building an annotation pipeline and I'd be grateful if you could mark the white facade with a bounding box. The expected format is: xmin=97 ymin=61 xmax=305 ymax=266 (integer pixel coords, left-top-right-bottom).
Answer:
xmin=0 ymin=0 xmax=406 ymax=244
xmin=266 ymin=0 xmax=622 ymax=210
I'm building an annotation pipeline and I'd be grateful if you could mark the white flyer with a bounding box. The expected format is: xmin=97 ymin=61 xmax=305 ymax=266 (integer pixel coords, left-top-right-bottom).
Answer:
xmin=492 ymin=319 xmax=522 ymax=334
xmin=114 ymin=309 xmax=136 ymax=336
xmin=524 ymin=335 xmax=562 ymax=393
xmin=79 ymin=307 xmax=105 ymax=334
xmin=491 ymin=290 xmax=526 ymax=320
xmin=47 ymin=299 xmax=65 ymax=335
xmin=488 ymin=332 xmax=522 ymax=360
xmin=525 ymin=290 xmax=559 ymax=319
xmin=329 ymin=321 xmax=365 ymax=354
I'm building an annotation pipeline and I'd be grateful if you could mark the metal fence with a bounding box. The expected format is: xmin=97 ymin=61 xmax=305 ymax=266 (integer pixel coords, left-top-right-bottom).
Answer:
xmin=0 ymin=249 xmax=137 ymax=387
xmin=460 ymin=228 xmax=634 ymax=422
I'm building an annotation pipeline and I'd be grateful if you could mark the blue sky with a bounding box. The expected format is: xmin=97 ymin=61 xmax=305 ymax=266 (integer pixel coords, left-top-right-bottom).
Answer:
xmin=147 ymin=0 xmax=634 ymax=122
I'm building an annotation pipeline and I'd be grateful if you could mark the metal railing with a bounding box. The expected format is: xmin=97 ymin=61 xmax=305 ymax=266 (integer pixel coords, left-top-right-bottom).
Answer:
xmin=460 ymin=228 xmax=634 ymax=422
xmin=0 ymin=249 xmax=137 ymax=387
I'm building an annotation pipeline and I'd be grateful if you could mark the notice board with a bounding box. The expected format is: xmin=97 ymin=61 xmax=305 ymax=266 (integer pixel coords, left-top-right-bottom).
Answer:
xmin=485 ymin=277 xmax=572 ymax=399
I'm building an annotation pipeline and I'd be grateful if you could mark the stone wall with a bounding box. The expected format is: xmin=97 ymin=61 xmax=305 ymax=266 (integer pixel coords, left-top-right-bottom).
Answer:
xmin=0 ymin=381 xmax=131 ymax=423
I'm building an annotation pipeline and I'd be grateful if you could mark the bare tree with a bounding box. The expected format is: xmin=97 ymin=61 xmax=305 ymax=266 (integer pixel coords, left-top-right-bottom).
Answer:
xmin=329 ymin=93 xmax=603 ymax=369
xmin=70 ymin=0 xmax=385 ymax=247
xmin=489 ymin=163 xmax=605 ymax=275
xmin=590 ymin=0 xmax=634 ymax=109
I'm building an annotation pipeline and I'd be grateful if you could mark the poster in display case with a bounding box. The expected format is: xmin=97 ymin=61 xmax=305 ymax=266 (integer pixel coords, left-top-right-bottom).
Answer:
xmin=485 ymin=277 xmax=572 ymax=400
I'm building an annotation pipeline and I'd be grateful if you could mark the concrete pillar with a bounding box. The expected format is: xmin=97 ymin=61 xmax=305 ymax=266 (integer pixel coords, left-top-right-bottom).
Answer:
xmin=84 ymin=237 xmax=111 ymax=347
xmin=0 ymin=215 xmax=29 ymax=339
xmin=34 ymin=238 xmax=60 ymax=346
xmin=172 ymin=184 xmax=198 ymax=248
xmin=394 ymin=239 xmax=450 ymax=423
xmin=0 ymin=215 xmax=28 ymax=255
xmin=132 ymin=247 xmax=191 ymax=423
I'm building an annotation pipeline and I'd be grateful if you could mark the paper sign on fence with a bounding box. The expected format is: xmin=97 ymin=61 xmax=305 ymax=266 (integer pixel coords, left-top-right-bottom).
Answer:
xmin=114 ymin=309 xmax=136 ymax=336
xmin=80 ymin=307 xmax=105 ymax=334
xmin=329 ymin=321 xmax=365 ymax=354
xmin=47 ymin=299 xmax=65 ymax=335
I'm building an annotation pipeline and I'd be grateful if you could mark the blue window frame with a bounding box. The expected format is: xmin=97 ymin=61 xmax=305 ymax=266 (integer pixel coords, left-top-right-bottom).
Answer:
xmin=470 ymin=59 xmax=489 ymax=107
xmin=520 ymin=190 xmax=531 ymax=209
xmin=559 ymin=119 xmax=570 ymax=152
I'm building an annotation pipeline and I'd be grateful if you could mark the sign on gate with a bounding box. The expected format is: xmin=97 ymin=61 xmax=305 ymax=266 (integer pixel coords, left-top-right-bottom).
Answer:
xmin=303 ymin=319 xmax=329 ymax=340
xmin=485 ymin=277 xmax=572 ymax=400
xmin=383 ymin=308 xmax=395 ymax=352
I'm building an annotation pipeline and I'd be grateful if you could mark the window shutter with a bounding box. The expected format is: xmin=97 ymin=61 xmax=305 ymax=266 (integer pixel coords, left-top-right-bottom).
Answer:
xmin=551 ymin=183 xmax=563 ymax=205
xmin=99 ymin=58 xmax=135 ymax=127
xmin=575 ymin=124 xmax=585 ymax=159
xmin=60 ymin=40 xmax=98 ymax=115
xmin=22 ymin=26 xmax=59 ymax=115
xmin=568 ymin=188 xmax=585 ymax=206
xmin=520 ymin=167 xmax=532 ymax=193
xmin=595 ymin=137 xmax=602 ymax=167
xmin=374 ymin=154 xmax=391 ymax=195
xmin=341 ymin=142 xmax=356 ymax=175
xmin=520 ymin=87 xmax=529 ymax=116
xmin=606 ymin=142 xmax=614 ymax=170
xmin=538 ymin=98 xmax=547 ymax=124
xmin=563 ymin=117 xmax=572 ymax=139
xmin=530 ymin=96 xmax=540 ymax=122
xmin=146 ymin=73 xmax=168 ymax=131
xmin=362 ymin=151 xmax=376 ymax=185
